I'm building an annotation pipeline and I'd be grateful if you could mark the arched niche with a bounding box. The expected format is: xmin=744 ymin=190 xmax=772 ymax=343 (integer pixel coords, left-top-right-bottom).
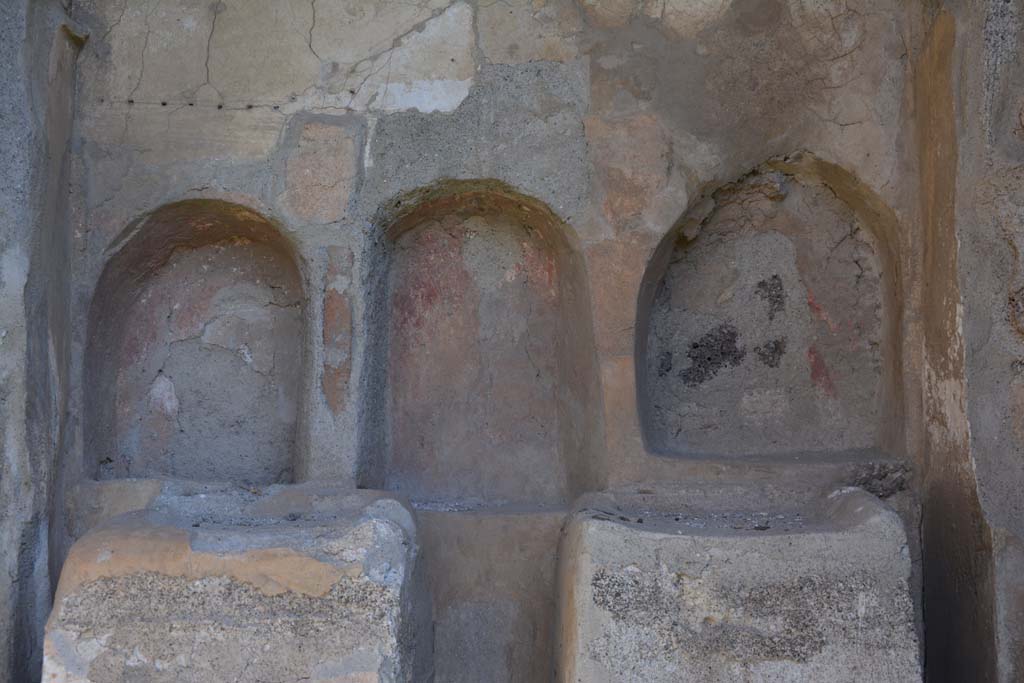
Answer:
xmin=363 ymin=182 xmax=602 ymax=505
xmin=85 ymin=200 xmax=306 ymax=484
xmin=637 ymin=154 xmax=905 ymax=460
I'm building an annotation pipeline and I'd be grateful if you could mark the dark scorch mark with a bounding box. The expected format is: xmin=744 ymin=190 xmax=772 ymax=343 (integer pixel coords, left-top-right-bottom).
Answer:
xmin=755 ymin=274 xmax=786 ymax=320
xmin=678 ymin=323 xmax=746 ymax=386
xmin=657 ymin=350 xmax=673 ymax=377
xmin=755 ymin=338 xmax=787 ymax=368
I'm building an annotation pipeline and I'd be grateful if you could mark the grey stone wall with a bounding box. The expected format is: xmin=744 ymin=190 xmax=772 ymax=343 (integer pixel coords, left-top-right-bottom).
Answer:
xmin=949 ymin=1 xmax=1024 ymax=679
xmin=0 ymin=1 xmax=76 ymax=681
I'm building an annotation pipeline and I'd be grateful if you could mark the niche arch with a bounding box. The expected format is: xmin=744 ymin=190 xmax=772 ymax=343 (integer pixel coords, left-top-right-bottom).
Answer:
xmin=636 ymin=153 xmax=905 ymax=460
xmin=362 ymin=181 xmax=602 ymax=505
xmin=85 ymin=199 xmax=307 ymax=484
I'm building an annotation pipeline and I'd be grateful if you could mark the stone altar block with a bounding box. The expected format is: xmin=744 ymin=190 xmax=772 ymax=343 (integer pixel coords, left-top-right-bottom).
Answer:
xmin=43 ymin=485 xmax=431 ymax=682
xmin=556 ymin=487 xmax=921 ymax=682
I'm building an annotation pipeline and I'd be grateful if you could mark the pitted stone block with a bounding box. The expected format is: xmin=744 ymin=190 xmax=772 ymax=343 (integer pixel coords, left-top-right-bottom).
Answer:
xmin=43 ymin=487 xmax=431 ymax=683
xmin=556 ymin=487 xmax=921 ymax=682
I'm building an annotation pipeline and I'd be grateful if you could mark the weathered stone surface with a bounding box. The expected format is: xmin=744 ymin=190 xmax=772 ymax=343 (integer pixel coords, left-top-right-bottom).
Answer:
xmin=337 ymin=2 xmax=475 ymax=114
xmin=1 ymin=3 xmax=78 ymax=680
xmin=418 ymin=508 xmax=565 ymax=683
xmin=642 ymin=170 xmax=886 ymax=457
xmin=70 ymin=0 xmax=477 ymax=175
xmin=88 ymin=202 xmax=305 ymax=485
xmin=323 ymin=245 xmax=355 ymax=417
xmin=578 ymin=0 xmax=640 ymax=28
xmin=658 ymin=0 xmax=730 ymax=39
xmin=477 ymin=0 xmax=582 ymax=65
xmin=585 ymin=113 xmax=671 ymax=229
xmin=598 ymin=355 xmax=646 ymax=474
xmin=3 ymin=0 xmax=1016 ymax=679
xmin=284 ymin=119 xmax=359 ymax=223
xmin=585 ymin=234 xmax=656 ymax=357
xmin=358 ymin=61 xmax=590 ymax=225
xmin=386 ymin=208 xmax=565 ymax=504
xmin=75 ymin=0 xmax=473 ymax=114
xmin=557 ymin=487 xmax=921 ymax=682
xmin=310 ymin=0 xmax=448 ymax=68
xmin=64 ymin=479 xmax=164 ymax=543
xmin=79 ymin=103 xmax=288 ymax=164
xmin=43 ymin=487 xmax=430 ymax=682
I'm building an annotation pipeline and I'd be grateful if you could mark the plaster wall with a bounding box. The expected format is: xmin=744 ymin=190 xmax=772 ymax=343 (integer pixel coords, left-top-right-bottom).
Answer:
xmin=85 ymin=201 xmax=306 ymax=484
xmin=55 ymin=0 xmax=924 ymax=679
xmin=643 ymin=171 xmax=887 ymax=458
xmin=2 ymin=0 xmax=1021 ymax=680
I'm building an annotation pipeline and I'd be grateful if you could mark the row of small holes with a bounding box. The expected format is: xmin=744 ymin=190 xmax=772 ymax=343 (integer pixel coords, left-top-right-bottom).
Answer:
xmin=103 ymin=98 xmax=279 ymax=111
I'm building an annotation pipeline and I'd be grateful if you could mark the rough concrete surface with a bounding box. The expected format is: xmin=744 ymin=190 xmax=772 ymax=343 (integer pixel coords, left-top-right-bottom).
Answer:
xmin=644 ymin=171 xmax=884 ymax=457
xmin=43 ymin=486 xmax=431 ymax=682
xmin=557 ymin=488 xmax=921 ymax=682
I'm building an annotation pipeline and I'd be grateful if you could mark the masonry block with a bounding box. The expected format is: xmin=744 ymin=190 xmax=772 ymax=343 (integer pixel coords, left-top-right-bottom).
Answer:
xmin=43 ymin=487 xmax=431 ymax=683
xmin=557 ymin=487 xmax=921 ymax=682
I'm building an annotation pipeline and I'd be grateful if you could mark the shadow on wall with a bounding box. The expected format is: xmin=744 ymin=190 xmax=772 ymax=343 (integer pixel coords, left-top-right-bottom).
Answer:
xmin=84 ymin=200 xmax=306 ymax=485
xmin=360 ymin=181 xmax=603 ymax=506
xmin=636 ymin=153 xmax=906 ymax=462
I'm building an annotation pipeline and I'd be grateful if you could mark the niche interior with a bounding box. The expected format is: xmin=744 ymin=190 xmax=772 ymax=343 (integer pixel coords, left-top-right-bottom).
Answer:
xmin=85 ymin=200 xmax=305 ymax=485
xmin=368 ymin=184 xmax=601 ymax=505
xmin=637 ymin=158 xmax=904 ymax=460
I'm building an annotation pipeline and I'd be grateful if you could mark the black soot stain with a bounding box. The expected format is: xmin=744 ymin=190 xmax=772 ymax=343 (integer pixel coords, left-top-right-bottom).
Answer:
xmin=657 ymin=351 xmax=673 ymax=377
xmin=755 ymin=274 xmax=786 ymax=320
xmin=757 ymin=337 xmax=786 ymax=368
xmin=755 ymin=337 xmax=787 ymax=368
xmin=678 ymin=323 xmax=746 ymax=386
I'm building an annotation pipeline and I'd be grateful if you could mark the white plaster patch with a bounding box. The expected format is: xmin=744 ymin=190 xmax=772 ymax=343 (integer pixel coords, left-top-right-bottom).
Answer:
xmin=363 ymin=115 xmax=377 ymax=169
xmin=373 ymin=78 xmax=474 ymax=114
xmin=238 ymin=343 xmax=254 ymax=365
xmin=148 ymin=375 xmax=179 ymax=417
xmin=342 ymin=2 xmax=476 ymax=113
